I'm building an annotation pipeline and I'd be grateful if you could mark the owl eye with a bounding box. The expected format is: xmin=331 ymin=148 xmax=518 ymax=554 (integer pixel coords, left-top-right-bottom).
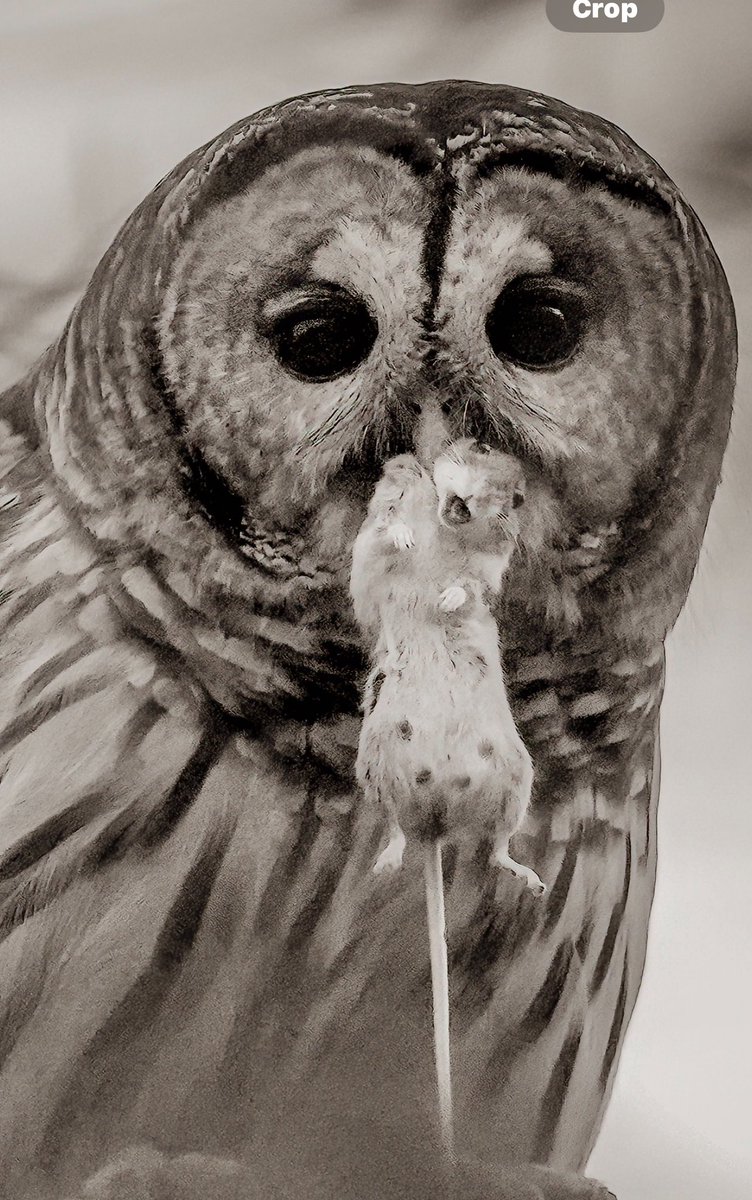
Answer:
xmin=486 ymin=277 xmax=586 ymax=370
xmin=266 ymin=286 xmax=378 ymax=382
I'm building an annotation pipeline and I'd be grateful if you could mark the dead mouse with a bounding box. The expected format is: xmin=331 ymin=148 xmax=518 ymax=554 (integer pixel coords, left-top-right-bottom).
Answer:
xmin=350 ymin=437 xmax=544 ymax=892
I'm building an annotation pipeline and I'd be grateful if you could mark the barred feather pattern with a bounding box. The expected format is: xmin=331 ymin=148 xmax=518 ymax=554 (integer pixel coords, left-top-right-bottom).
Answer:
xmin=1 ymin=420 xmax=659 ymax=1196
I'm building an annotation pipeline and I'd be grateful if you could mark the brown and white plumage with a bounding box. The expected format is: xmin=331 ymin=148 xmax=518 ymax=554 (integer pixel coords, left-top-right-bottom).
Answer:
xmin=0 ymin=81 xmax=736 ymax=1199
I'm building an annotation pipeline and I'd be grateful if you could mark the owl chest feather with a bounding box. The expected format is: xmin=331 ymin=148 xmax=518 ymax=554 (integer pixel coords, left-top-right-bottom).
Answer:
xmin=0 ymin=426 xmax=662 ymax=1194
xmin=0 ymin=709 xmax=657 ymax=1193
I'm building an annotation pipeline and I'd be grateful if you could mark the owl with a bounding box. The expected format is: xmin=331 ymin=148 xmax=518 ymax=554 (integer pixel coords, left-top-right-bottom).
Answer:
xmin=0 ymin=82 xmax=736 ymax=1200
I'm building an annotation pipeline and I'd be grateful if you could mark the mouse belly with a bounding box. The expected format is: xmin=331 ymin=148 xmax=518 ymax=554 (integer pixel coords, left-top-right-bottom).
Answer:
xmin=356 ymin=655 xmax=532 ymax=842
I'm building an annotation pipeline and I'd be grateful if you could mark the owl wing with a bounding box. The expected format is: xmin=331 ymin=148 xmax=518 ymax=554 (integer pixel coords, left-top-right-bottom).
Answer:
xmin=0 ymin=418 xmax=369 ymax=1192
xmin=0 ymin=419 xmax=224 ymax=1176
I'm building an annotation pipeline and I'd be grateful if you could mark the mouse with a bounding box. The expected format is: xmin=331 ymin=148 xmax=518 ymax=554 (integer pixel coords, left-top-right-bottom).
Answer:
xmin=349 ymin=438 xmax=545 ymax=893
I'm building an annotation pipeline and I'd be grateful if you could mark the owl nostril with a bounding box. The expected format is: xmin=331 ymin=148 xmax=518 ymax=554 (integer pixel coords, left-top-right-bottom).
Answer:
xmin=442 ymin=494 xmax=472 ymax=525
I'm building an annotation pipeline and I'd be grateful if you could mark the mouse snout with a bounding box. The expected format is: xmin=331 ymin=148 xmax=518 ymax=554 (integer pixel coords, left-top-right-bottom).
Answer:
xmin=440 ymin=493 xmax=472 ymax=526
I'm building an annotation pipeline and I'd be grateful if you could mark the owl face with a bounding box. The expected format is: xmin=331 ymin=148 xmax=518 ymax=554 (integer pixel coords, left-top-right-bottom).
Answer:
xmin=42 ymin=83 xmax=733 ymax=707
xmin=156 ymin=129 xmax=696 ymax=587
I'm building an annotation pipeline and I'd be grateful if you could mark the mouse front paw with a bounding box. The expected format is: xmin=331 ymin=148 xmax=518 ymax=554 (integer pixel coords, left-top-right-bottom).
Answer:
xmin=387 ymin=521 xmax=415 ymax=551
xmin=439 ymin=585 xmax=468 ymax=612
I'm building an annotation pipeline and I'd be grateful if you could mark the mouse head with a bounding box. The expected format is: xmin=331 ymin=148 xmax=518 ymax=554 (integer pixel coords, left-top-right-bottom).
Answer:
xmin=433 ymin=438 xmax=526 ymax=533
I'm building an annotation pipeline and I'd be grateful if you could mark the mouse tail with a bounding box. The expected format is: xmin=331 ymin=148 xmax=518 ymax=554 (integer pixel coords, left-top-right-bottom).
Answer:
xmin=423 ymin=840 xmax=455 ymax=1165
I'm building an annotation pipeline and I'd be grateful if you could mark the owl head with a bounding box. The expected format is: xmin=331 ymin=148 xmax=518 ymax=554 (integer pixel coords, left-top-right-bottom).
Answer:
xmin=29 ymin=82 xmax=736 ymax=717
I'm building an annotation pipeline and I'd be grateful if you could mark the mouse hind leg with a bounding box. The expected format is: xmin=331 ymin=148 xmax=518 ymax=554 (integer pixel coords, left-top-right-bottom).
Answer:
xmin=493 ymin=830 xmax=546 ymax=896
xmin=491 ymin=763 xmax=545 ymax=896
xmin=372 ymin=787 xmax=407 ymax=875
xmin=374 ymin=821 xmax=406 ymax=875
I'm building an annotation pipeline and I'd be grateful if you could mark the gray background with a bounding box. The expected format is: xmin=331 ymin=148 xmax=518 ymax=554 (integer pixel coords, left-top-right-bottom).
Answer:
xmin=0 ymin=2 xmax=749 ymax=1196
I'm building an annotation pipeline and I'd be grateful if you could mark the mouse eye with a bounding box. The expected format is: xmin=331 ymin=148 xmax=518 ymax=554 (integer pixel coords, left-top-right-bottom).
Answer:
xmin=264 ymin=286 xmax=378 ymax=381
xmin=512 ymin=489 xmax=525 ymax=509
xmin=486 ymin=277 xmax=586 ymax=370
xmin=477 ymin=442 xmax=491 ymax=455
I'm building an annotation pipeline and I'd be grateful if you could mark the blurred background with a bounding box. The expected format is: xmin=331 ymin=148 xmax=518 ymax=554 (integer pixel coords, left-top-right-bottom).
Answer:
xmin=0 ymin=1 xmax=749 ymax=1196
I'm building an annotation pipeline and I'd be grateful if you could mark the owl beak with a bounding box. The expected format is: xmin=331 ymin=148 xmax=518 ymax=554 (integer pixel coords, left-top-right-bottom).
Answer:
xmin=413 ymin=398 xmax=451 ymax=468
